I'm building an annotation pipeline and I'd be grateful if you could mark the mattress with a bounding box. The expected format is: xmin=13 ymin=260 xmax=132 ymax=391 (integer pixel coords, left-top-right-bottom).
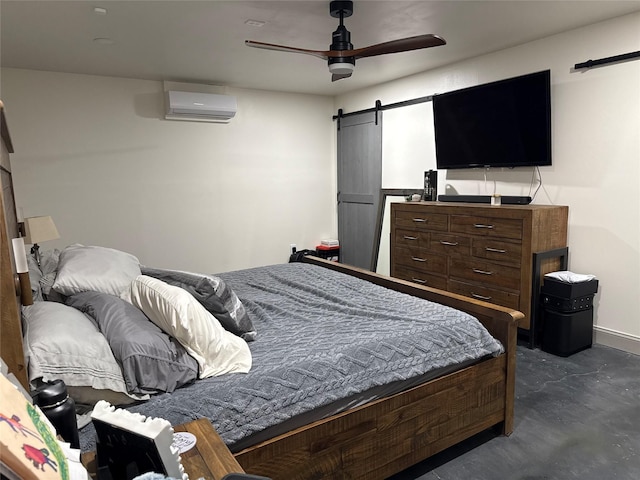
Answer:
xmin=79 ymin=262 xmax=503 ymax=452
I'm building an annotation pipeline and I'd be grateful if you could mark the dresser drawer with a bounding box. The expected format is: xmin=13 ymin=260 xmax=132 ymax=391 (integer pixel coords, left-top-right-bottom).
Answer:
xmin=393 ymin=246 xmax=447 ymax=275
xmin=449 ymin=279 xmax=520 ymax=310
xmin=394 ymin=229 xmax=430 ymax=249
xmin=449 ymin=258 xmax=520 ymax=289
xmin=394 ymin=266 xmax=448 ymax=290
xmin=472 ymin=238 xmax=522 ymax=265
xmin=394 ymin=209 xmax=448 ymax=232
xmin=429 ymin=233 xmax=471 ymax=257
xmin=450 ymin=215 xmax=523 ymax=240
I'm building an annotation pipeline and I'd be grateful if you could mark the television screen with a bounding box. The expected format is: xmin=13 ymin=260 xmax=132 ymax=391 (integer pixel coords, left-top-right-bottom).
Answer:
xmin=433 ymin=70 xmax=551 ymax=169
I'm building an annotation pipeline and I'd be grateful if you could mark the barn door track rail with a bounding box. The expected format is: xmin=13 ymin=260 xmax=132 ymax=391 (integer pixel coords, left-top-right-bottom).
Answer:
xmin=574 ymin=50 xmax=640 ymax=70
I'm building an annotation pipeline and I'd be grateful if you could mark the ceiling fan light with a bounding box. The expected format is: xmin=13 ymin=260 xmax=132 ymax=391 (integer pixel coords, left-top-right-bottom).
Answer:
xmin=328 ymin=62 xmax=354 ymax=75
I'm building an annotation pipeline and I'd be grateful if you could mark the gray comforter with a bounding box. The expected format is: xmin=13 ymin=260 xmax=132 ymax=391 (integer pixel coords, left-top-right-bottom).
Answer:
xmin=79 ymin=262 xmax=503 ymax=452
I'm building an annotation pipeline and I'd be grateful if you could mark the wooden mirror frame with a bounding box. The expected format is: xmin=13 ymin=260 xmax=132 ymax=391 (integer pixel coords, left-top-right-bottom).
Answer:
xmin=371 ymin=188 xmax=424 ymax=271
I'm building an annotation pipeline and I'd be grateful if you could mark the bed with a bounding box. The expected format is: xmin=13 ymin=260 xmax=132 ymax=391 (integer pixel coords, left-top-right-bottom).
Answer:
xmin=0 ymin=103 xmax=522 ymax=479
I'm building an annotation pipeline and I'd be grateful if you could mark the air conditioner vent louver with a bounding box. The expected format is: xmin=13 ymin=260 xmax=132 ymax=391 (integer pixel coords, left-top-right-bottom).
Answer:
xmin=165 ymin=91 xmax=237 ymax=123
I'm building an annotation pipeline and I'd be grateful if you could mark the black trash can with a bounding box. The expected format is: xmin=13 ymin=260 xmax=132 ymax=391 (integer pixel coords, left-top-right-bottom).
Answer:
xmin=540 ymin=272 xmax=598 ymax=357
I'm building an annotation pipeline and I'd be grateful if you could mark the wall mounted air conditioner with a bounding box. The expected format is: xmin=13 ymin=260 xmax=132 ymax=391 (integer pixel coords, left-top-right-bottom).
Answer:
xmin=165 ymin=91 xmax=237 ymax=123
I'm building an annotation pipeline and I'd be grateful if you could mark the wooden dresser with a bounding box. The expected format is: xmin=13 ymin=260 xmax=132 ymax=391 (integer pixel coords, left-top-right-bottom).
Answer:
xmin=390 ymin=202 xmax=568 ymax=331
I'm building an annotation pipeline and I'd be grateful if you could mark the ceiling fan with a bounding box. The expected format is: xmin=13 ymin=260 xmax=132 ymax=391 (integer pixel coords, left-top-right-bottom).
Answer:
xmin=245 ymin=0 xmax=446 ymax=82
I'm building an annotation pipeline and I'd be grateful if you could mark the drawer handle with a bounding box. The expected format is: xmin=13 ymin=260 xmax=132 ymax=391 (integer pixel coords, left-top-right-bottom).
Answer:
xmin=412 ymin=218 xmax=427 ymax=223
xmin=474 ymin=224 xmax=494 ymax=229
xmin=472 ymin=268 xmax=494 ymax=275
xmin=485 ymin=247 xmax=507 ymax=253
xmin=412 ymin=278 xmax=427 ymax=284
xmin=471 ymin=293 xmax=492 ymax=301
xmin=411 ymin=257 xmax=427 ymax=263
xmin=403 ymin=235 xmax=418 ymax=241
xmin=440 ymin=241 xmax=459 ymax=246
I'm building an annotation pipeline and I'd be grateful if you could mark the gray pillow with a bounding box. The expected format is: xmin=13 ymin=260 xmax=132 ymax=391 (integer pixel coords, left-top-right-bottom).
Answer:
xmin=21 ymin=301 xmax=143 ymax=405
xmin=27 ymin=254 xmax=44 ymax=302
xmin=66 ymin=291 xmax=199 ymax=395
xmin=53 ymin=244 xmax=141 ymax=297
xmin=38 ymin=248 xmax=61 ymax=298
xmin=27 ymin=248 xmax=64 ymax=302
xmin=141 ymin=267 xmax=256 ymax=341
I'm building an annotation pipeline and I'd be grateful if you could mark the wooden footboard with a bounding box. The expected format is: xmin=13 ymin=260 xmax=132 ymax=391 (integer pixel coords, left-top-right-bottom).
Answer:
xmin=233 ymin=257 xmax=521 ymax=479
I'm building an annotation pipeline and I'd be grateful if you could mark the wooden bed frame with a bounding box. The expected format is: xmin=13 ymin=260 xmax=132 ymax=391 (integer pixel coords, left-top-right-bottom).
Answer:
xmin=234 ymin=255 xmax=520 ymax=479
xmin=0 ymin=103 xmax=522 ymax=479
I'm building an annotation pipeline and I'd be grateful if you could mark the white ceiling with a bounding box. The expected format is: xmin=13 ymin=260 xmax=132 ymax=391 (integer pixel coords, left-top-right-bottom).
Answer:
xmin=2 ymin=1 xmax=639 ymax=96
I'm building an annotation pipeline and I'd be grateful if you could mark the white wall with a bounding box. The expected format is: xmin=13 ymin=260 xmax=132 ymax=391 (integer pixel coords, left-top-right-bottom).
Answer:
xmin=1 ymin=69 xmax=337 ymax=273
xmin=337 ymin=12 xmax=640 ymax=352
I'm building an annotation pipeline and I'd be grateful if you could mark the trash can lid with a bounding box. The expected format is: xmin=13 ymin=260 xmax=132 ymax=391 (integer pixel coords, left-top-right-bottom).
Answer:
xmin=544 ymin=271 xmax=597 ymax=283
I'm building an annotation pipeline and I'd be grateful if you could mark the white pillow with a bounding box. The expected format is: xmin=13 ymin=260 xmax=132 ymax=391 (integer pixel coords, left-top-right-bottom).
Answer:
xmin=130 ymin=275 xmax=252 ymax=378
xmin=52 ymin=244 xmax=141 ymax=297
xmin=21 ymin=302 xmax=145 ymax=405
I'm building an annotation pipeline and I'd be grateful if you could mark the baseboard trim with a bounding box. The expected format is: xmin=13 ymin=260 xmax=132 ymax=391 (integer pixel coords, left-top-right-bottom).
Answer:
xmin=593 ymin=326 xmax=640 ymax=355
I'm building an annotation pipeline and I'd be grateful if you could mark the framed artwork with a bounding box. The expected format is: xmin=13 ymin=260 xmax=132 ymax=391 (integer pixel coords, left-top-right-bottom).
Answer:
xmin=0 ymin=371 xmax=67 ymax=480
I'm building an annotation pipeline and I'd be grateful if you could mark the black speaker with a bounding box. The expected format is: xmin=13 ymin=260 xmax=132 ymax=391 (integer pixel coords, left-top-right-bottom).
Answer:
xmin=423 ymin=170 xmax=438 ymax=201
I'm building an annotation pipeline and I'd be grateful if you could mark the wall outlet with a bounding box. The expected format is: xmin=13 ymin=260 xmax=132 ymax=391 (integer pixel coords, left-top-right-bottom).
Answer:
xmin=290 ymin=244 xmax=297 ymax=254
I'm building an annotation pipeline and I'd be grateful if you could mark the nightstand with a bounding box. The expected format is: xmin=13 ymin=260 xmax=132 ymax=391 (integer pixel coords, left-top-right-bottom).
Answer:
xmin=82 ymin=418 xmax=245 ymax=480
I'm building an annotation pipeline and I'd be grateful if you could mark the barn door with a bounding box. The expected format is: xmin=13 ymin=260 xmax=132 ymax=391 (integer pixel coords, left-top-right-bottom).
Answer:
xmin=336 ymin=111 xmax=382 ymax=270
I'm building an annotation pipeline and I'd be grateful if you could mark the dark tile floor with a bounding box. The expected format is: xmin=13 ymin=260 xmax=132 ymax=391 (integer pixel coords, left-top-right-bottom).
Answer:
xmin=389 ymin=344 xmax=640 ymax=480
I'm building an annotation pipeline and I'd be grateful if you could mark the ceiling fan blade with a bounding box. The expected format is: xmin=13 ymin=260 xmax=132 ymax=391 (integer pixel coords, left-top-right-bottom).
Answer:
xmin=331 ymin=71 xmax=353 ymax=82
xmin=346 ymin=34 xmax=446 ymax=59
xmin=245 ymin=40 xmax=329 ymax=60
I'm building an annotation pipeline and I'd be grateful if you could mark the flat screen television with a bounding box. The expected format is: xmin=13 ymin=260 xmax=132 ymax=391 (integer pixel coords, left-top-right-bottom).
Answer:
xmin=432 ymin=70 xmax=551 ymax=169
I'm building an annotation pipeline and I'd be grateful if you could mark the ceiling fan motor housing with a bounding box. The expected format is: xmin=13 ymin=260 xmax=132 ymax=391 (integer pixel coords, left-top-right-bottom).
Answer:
xmin=328 ymin=24 xmax=355 ymax=72
xmin=328 ymin=2 xmax=355 ymax=74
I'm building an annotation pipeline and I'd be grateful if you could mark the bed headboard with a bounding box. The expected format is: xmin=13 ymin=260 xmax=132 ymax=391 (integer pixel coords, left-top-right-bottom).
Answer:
xmin=0 ymin=100 xmax=29 ymax=389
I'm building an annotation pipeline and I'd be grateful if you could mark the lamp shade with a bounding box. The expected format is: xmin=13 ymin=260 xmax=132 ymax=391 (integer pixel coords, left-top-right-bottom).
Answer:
xmin=24 ymin=216 xmax=60 ymax=244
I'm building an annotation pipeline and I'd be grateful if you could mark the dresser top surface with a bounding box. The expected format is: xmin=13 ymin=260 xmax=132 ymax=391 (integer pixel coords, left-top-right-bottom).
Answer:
xmin=392 ymin=201 xmax=568 ymax=212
